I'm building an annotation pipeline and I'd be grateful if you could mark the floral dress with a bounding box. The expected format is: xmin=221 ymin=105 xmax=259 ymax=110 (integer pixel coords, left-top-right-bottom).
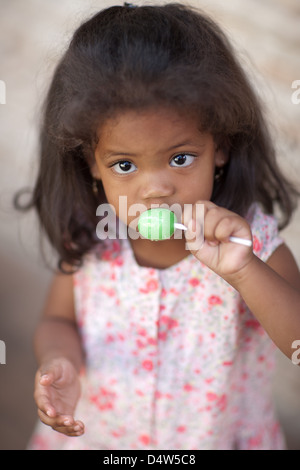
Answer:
xmin=28 ymin=204 xmax=286 ymax=450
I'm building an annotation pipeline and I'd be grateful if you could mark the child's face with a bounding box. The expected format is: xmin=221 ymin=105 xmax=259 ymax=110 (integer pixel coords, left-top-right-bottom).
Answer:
xmin=92 ymin=107 xmax=226 ymax=226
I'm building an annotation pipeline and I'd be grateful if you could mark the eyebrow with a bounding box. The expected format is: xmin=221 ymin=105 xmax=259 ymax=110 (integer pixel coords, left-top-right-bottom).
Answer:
xmin=102 ymin=141 xmax=205 ymax=160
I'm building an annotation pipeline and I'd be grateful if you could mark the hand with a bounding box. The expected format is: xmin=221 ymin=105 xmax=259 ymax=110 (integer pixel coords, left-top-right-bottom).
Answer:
xmin=185 ymin=201 xmax=254 ymax=278
xmin=34 ymin=357 xmax=84 ymax=436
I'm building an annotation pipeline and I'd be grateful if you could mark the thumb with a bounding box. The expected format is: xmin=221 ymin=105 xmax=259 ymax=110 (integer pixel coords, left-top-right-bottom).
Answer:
xmin=39 ymin=360 xmax=63 ymax=386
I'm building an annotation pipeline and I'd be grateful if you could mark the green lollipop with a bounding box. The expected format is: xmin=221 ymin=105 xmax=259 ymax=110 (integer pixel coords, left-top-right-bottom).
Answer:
xmin=137 ymin=207 xmax=253 ymax=246
xmin=138 ymin=208 xmax=186 ymax=241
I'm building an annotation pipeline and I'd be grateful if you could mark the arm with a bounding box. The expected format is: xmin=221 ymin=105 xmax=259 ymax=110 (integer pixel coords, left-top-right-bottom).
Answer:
xmin=33 ymin=271 xmax=85 ymax=436
xmin=186 ymin=201 xmax=300 ymax=361
xmin=227 ymin=244 xmax=300 ymax=360
xmin=34 ymin=271 xmax=84 ymax=370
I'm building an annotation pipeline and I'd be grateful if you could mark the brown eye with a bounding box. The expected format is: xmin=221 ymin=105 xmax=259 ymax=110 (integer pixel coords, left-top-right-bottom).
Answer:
xmin=170 ymin=154 xmax=195 ymax=167
xmin=113 ymin=161 xmax=136 ymax=174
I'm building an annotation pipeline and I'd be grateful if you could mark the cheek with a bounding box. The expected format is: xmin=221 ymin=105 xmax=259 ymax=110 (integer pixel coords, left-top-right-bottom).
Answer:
xmin=182 ymin=172 xmax=215 ymax=203
xmin=99 ymin=180 xmax=135 ymax=224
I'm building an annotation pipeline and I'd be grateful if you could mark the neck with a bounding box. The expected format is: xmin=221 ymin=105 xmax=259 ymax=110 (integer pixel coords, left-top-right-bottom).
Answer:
xmin=129 ymin=236 xmax=189 ymax=269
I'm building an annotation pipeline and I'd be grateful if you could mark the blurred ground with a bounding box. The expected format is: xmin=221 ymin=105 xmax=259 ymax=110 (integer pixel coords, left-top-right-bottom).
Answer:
xmin=0 ymin=0 xmax=300 ymax=450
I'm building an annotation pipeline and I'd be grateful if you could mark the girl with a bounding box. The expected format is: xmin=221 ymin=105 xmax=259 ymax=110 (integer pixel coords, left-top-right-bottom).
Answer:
xmin=26 ymin=3 xmax=300 ymax=450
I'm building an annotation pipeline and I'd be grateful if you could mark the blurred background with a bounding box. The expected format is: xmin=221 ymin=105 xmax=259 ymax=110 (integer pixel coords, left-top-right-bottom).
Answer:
xmin=0 ymin=0 xmax=299 ymax=450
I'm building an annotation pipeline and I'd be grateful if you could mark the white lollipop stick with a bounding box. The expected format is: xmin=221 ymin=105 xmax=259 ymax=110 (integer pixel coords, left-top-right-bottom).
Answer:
xmin=174 ymin=223 xmax=187 ymax=231
xmin=174 ymin=223 xmax=252 ymax=247
xmin=228 ymin=236 xmax=252 ymax=247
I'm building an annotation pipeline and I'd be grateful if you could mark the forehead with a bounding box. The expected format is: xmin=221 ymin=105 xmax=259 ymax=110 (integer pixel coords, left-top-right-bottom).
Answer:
xmin=96 ymin=107 xmax=205 ymax=147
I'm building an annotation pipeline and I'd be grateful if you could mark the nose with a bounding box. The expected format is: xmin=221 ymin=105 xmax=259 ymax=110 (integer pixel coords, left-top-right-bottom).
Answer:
xmin=139 ymin=170 xmax=175 ymax=203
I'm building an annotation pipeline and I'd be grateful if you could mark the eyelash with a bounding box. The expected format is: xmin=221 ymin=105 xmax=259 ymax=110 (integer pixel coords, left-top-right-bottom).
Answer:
xmin=110 ymin=153 xmax=197 ymax=174
xmin=170 ymin=153 xmax=196 ymax=167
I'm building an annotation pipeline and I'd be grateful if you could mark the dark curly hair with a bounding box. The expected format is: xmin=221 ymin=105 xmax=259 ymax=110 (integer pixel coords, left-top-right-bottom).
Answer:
xmin=17 ymin=3 xmax=299 ymax=271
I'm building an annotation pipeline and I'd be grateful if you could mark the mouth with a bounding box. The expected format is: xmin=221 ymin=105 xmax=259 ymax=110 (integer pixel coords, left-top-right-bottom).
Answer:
xmin=137 ymin=208 xmax=179 ymax=241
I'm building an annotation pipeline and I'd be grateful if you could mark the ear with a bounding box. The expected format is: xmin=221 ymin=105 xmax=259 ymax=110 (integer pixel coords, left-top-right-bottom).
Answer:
xmin=214 ymin=143 xmax=229 ymax=168
xmin=86 ymin=153 xmax=101 ymax=180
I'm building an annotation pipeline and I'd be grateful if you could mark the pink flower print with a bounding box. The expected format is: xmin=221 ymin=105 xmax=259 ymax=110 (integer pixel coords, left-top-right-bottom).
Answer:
xmin=206 ymin=392 xmax=227 ymax=412
xmin=89 ymin=387 xmax=116 ymax=411
xmin=208 ymin=295 xmax=222 ymax=306
xmin=169 ymin=287 xmax=180 ymax=296
xmin=101 ymin=241 xmax=121 ymax=261
xmin=177 ymin=425 xmax=186 ymax=433
xmin=189 ymin=277 xmax=200 ymax=287
xmin=158 ymin=331 xmax=167 ymax=341
xmin=139 ymin=434 xmax=150 ymax=446
xmin=222 ymin=360 xmax=233 ymax=366
xmin=31 ymin=435 xmax=50 ymax=450
xmin=161 ymin=288 xmax=167 ymax=297
xmin=217 ymin=394 xmax=227 ymax=412
xmin=239 ymin=303 xmax=246 ymax=315
xmin=100 ymin=286 xmax=115 ymax=297
xmin=160 ymin=315 xmax=178 ymax=330
xmin=252 ymin=235 xmax=263 ymax=253
xmin=105 ymin=334 xmax=115 ymax=343
xmin=205 ymin=377 xmax=214 ymax=384
xmin=247 ymin=433 xmax=263 ymax=449
xmin=183 ymin=383 xmax=193 ymax=392
xmin=137 ymin=327 xmax=147 ymax=336
xmin=112 ymin=256 xmax=124 ymax=267
xmin=245 ymin=318 xmax=262 ymax=331
xmin=206 ymin=392 xmax=218 ymax=402
xmin=157 ymin=315 xmax=179 ymax=341
xmin=142 ymin=359 xmax=153 ymax=371
xmin=139 ymin=279 xmax=159 ymax=294
xmin=147 ymin=337 xmax=157 ymax=346
xmin=136 ymin=338 xmax=146 ymax=349
xmin=111 ymin=427 xmax=126 ymax=438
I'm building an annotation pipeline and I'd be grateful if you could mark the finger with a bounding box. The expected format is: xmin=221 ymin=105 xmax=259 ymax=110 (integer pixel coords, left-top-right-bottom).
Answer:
xmin=39 ymin=373 xmax=55 ymax=386
xmin=185 ymin=217 xmax=204 ymax=253
xmin=56 ymin=420 xmax=85 ymax=437
xmin=215 ymin=215 xmax=251 ymax=245
xmin=204 ymin=207 xmax=238 ymax=243
xmin=37 ymin=409 xmax=84 ymax=436
xmin=37 ymin=409 xmax=74 ymax=428
xmin=214 ymin=216 xmax=242 ymax=242
xmin=34 ymin=372 xmax=58 ymax=417
xmin=37 ymin=394 xmax=57 ymax=419
xmin=55 ymin=425 xmax=85 ymax=437
xmin=37 ymin=408 xmax=70 ymax=426
xmin=39 ymin=361 xmax=63 ymax=384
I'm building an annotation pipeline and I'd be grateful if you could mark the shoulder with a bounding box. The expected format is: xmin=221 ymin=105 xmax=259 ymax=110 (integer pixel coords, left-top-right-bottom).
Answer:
xmin=73 ymin=239 xmax=124 ymax=282
xmin=246 ymin=203 xmax=283 ymax=262
xmin=247 ymin=204 xmax=300 ymax=289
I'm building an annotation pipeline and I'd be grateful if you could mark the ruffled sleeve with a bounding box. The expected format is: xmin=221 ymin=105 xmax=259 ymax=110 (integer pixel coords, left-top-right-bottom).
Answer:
xmin=247 ymin=204 xmax=284 ymax=262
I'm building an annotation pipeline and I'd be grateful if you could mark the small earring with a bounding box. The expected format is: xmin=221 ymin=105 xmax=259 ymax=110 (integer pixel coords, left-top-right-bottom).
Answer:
xmin=214 ymin=166 xmax=224 ymax=182
xmin=92 ymin=179 xmax=98 ymax=195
